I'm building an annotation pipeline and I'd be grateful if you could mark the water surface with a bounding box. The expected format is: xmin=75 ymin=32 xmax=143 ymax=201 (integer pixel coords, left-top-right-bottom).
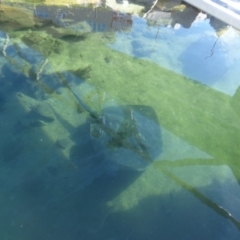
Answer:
xmin=1 ymin=3 xmax=240 ymax=240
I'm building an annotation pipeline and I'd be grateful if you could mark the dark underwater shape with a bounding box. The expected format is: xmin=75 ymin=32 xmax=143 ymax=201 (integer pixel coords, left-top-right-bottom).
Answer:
xmin=62 ymin=71 xmax=163 ymax=171
xmin=72 ymin=104 xmax=163 ymax=171
xmin=98 ymin=105 xmax=163 ymax=170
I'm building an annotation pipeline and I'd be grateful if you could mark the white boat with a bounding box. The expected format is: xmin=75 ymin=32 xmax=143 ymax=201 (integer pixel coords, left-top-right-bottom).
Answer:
xmin=184 ymin=0 xmax=240 ymax=30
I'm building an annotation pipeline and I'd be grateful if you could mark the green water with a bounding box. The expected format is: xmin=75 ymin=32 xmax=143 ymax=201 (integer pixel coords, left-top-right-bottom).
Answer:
xmin=1 ymin=2 xmax=240 ymax=240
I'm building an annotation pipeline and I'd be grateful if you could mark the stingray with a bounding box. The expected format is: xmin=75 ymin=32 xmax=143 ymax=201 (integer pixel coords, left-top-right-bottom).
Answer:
xmin=63 ymin=79 xmax=163 ymax=171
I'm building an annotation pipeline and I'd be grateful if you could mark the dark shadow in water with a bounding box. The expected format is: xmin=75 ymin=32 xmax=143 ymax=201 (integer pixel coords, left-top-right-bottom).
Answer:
xmin=0 ymin=50 xmax=164 ymax=240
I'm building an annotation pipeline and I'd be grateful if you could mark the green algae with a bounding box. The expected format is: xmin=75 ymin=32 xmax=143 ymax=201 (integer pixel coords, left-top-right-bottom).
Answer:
xmin=61 ymin=33 xmax=240 ymax=168
xmin=6 ymin=25 xmax=240 ymax=182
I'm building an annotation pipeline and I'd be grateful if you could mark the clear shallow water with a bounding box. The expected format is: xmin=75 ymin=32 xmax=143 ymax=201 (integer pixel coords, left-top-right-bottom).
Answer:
xmin=110 ymin=16 xmax=240 ymax=95
xmin=0 ymin=3 xmax=240 ymax=240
